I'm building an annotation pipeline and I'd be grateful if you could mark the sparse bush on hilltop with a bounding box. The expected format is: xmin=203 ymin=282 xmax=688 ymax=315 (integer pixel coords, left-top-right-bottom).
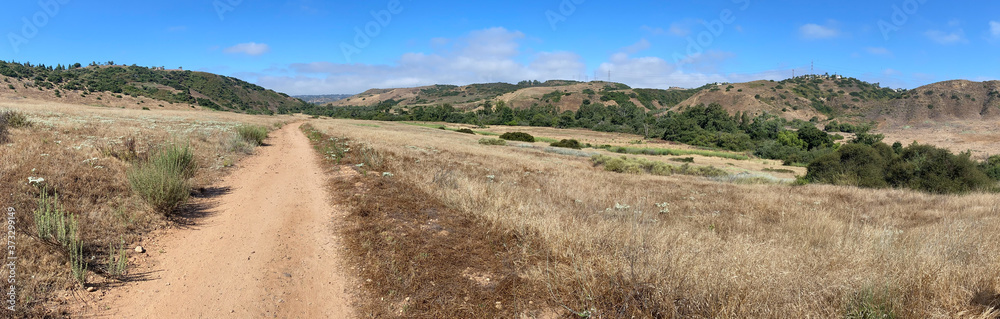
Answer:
xmin=500 ymin=132 xmax=535 ymax=142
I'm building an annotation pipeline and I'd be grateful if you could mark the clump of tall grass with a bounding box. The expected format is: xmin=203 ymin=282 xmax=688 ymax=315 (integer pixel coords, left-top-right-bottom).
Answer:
xmin=128 ymin=143 xmax=196 ymax=214
xmin=34 ymin=190 xmax=86 ymax=284
xmin=106 ymin=237 xmax=128 ymax=278
xmin=478 ymin=138 xmax=507 ymax=146
xmin=34 ymin=190 xmax=77 ymax=247
xmin=0 ymin=109 xmax=31 ymax=143
xmin=360 ymin=144 xmax=384 ymax=170
xmin=592 ymin=154 xmax=728 ymax=177
xmin=236 ymin=124 xmax=268 ymax=146
xmin=596 ymin=144 xmax=749 ymax=160
xmin=70 ymin=237 xmax=86 ymax=285
xmin=845 ymin=286 xmax=899 ymax=319
xmin=224 ymin=134 xmax=256 ymax=154
xmin=0 ymin=109 xmax=31 ymax=128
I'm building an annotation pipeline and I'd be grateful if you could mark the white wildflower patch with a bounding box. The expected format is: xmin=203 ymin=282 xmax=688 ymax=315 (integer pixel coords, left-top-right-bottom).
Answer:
xmin=28 ymin=177 xmax=45 ymax=184
xmin=655 ymin=202 xmax=670 ymax=214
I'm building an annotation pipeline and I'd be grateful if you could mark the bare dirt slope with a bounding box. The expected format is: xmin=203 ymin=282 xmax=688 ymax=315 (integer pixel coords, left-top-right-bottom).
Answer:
xmin=94 ymin=122 xmax=353 ymax=318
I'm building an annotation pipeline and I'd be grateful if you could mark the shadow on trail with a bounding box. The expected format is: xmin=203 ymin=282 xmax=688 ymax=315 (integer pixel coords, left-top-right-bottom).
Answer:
xmin=168 ymin=186 xmax=232 ymax=228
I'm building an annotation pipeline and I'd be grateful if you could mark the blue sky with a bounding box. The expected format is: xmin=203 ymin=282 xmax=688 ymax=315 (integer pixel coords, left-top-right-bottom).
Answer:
xmin=1 ymin=0 xmax=998 ymax=95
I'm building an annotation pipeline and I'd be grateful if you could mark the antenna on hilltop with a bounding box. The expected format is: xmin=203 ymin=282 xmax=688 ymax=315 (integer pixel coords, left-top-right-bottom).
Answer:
xmin=811 ymin=60 xmax=814 ymax=75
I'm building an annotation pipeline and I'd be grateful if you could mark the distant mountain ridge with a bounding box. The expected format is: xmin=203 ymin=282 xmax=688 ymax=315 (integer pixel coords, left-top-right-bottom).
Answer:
xmin=294 ymin=94 xmax=354 ymax=105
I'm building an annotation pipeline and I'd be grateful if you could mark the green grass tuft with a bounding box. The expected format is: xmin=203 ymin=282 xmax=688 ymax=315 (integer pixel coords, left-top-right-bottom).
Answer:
xmin=236 ymin=124 xmax=268 ymax=146
xmin=128 ymin=143 xmax=196 ymax=214
xmin=478 ymin=138 xmax=507 ymax=146
xmin=597 ymin=144 xmax=749 ymax=160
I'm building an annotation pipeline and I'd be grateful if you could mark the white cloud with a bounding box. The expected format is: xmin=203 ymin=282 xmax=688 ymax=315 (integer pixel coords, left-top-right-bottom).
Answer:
xmin=256 ymin=28 xmax=584 ymax=94
xmin=866 ymin=47 xmax=893 ymax=57
xmin=642 ymin=20 xmax=698 ymax=37
xmin=668 ymin=22 xmax=692 ymax=37
xmin=799 ymin=23 xmax=840 ymax=39
xmin=990 ymin=21 xmax=1000 ymax=38
xmin=223 ymin=42 xmax=271 ymax=56
xmin=621 ymin=39 xmax=651 ymax=54
xmin=925 ymin=30 xmax=968 ymax=45
xmin=250 ymin=28 xmax=769 ymax=95
xmin=640 ymin=25 xmax=666 ymax=36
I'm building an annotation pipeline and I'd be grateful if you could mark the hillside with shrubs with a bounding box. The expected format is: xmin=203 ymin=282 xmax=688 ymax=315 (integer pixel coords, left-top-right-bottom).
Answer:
xmin=0 ymin=60 xmax=310 ymax=114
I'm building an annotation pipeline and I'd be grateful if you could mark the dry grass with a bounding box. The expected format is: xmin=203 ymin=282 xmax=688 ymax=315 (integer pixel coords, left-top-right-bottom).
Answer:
xmin=310 ymin=118 xmax=1000 ymax=318
xmin=0 ymin=98 xmax=290 ymax=316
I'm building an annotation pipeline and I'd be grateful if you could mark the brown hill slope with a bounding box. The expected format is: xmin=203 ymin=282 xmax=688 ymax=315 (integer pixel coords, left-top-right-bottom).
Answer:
xmin=327 ymin=77 xmax=1000 ymax=127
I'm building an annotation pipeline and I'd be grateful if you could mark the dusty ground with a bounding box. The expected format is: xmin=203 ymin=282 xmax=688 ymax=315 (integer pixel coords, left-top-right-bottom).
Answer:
xmin=81 ymin=123 xmax=354 ymax=318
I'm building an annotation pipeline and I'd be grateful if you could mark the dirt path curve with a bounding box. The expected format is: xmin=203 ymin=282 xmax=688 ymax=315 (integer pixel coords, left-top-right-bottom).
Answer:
xmin=97 ymin=122 xmax=353 ymax=318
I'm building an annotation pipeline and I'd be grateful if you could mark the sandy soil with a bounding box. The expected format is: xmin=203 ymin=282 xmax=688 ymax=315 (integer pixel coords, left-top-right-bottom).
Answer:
xmin=87 ymin=122 xmax=354 ymax=318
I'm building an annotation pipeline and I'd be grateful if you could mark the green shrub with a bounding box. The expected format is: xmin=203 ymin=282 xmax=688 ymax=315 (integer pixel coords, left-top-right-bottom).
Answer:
xmin=236 ymin=124 xmax=268 ymax=146
xmin=807 ymin=141 xmax=995 ymax=194
xmin=549 ymin=139 xmax=581 ymax=149
xmin=128 ymin=144 xmax=196 ymax=213
xmin=478 ymin=138 xmax=507 ymax=146
xmin=670 ymin=157 xmax=695 ymax=163
xmin=456 ymin=128 xmax=476 ymax=134
xmin=500 ymin=132 xmax=535 ymax=142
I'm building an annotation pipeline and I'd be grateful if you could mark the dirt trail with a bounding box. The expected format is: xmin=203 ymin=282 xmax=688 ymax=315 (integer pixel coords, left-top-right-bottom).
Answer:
xmin=96 ymin=122 xmax=353 ymax=318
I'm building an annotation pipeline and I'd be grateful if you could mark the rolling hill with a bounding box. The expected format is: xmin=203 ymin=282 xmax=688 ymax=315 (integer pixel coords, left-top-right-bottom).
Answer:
xmin=323 ymin=76 xmax=1000 ymax=126
xmin=0 ymin=61 xmax=309 ymax=114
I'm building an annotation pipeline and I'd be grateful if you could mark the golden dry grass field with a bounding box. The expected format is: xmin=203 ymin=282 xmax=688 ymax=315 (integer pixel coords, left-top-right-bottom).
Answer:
xmin=309 ymin=118 xmax=1000 ymax=318
xmin=2 ymin=98 xmax=1000 ymax=318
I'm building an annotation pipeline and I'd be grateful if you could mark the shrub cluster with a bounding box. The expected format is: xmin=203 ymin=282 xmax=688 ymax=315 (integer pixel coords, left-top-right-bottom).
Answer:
xmin=806 ymin=141 xmax=996 ymax=194
xmin=500 ymin=132 xmax=535 ymax=142
xmin=128 ymin=143 xmax=197 ymax=213
xmin=592 ymin=155 xmax=727 ymax=177
xmin=478 ymin=138 xmax=507 ymax=146
xmin=236 ymin=124 xmax=268 ymax=146
xmin=456 ymin=128 xmax=475 ymax=134
xmin=549 ymin=139 xmax=581 ymax=149
xmin=0 ymin=110 xmax=30 ymax=143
